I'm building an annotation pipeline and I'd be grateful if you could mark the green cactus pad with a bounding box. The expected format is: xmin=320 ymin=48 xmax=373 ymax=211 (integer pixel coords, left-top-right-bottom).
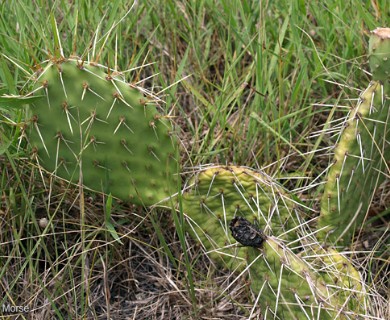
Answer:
xmin=309 ymin=246 xmax=363 ymax=293
xmin=318 ymin=80 xmax=389 ymax=245
xmin=318 ymin=28 xmax=390 ymax=245
xmin=248 ymin=237 xmax=367 ymax=319
xmin=26 ymin=58 xmax=178 ymax=205
xmin=369 ymin=28 xmax=390 ymax=83
xmin=182 ymin=166 xmax=305 ymax=269
xmin=182 ymin=167 xmax=368 ymax=318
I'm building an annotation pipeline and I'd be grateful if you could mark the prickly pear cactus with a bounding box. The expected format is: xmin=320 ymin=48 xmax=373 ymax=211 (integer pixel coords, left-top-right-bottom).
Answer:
xmin=183 ymin=167 xmax=368 ymax=318
xmin=247 ymin=235 xmax=367 ymax=319
xmin=22 ymin=58 xmax=178 ymax=205
xmin=318 ymin=28 xmax=390 ymax=245
xmin=309 ymin=246 xmax=363 ymax=293
xmin=181 ymin=166 xmax=306 ymax=268
xmin=369 ymin=27 xmax=390 ymax=83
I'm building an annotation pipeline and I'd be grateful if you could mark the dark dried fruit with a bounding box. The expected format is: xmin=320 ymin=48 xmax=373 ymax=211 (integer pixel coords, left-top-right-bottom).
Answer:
xmin=229 ymin=216 xmax=266 ymax=248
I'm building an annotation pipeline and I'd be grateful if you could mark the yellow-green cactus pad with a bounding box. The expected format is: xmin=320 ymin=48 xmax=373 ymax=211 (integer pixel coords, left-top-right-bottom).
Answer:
xmin=248 ymin=237 xmax=368 ymax=319
xmin=182 ymin=166 xmax=305 ymax=269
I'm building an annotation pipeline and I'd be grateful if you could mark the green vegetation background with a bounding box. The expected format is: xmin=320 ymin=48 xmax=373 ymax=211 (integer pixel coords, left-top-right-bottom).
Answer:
xmin=0 ymin=1 xmax=388 ymax=319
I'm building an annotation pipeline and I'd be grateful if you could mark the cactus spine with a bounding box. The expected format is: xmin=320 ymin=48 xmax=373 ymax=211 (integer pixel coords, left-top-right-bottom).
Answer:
xmin=317 ymin=28 xmax=390 ymax=245
xmin=17 ymin=58 xmax=178 ymax=206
